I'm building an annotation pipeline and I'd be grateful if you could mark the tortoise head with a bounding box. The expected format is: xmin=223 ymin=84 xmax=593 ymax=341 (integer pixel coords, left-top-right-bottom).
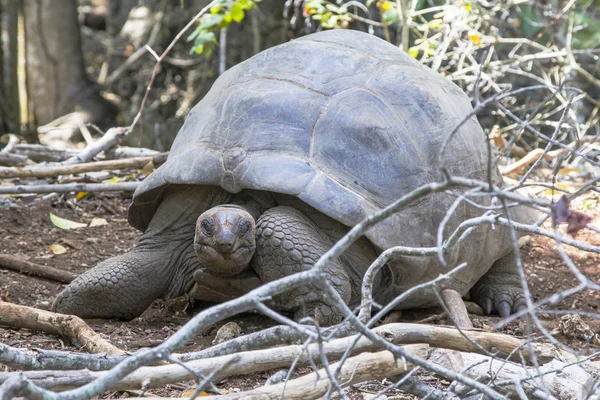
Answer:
xmin=194 ymin=205 xmax=256 ymax=277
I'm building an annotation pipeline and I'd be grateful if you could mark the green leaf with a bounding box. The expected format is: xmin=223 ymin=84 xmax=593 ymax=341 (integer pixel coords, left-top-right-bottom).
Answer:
xmin=383 ymin=9 xmax=399 ymax=24
xmin=222 ymin=12 xmax=233 ymax=27
xmin=49 ymin=213 xmax=87 ymax=230
xmin=187 ymin=28 xmax=201 ymax=42
xmin=230 ymin=3 xmax=245 ymax=22
xmin=407 ymin=47 xmax=419 ymax=58
xmin=200 ymin=13 xmax=224 ymax=29
xmin=325 ymin=4 xmax=340 ymax=13
xmin=517 ymin=4 xmax=543 ymax=38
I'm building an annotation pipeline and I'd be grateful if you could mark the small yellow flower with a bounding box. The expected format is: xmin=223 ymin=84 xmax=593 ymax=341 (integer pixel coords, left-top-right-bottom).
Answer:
xmin=379 ymin=1 xmax=393 ymax=11
xmin=469 ymin=33 xmax=481 ymax=46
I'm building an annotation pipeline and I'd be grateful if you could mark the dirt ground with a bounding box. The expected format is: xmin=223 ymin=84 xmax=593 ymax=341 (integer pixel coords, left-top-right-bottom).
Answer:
xmin=1 ymin=179 xmax=600 ymax=398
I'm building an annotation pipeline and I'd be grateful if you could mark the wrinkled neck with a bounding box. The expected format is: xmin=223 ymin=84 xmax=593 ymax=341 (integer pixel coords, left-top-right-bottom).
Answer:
xmin=137 ymin=185 xmax=232 ymax=297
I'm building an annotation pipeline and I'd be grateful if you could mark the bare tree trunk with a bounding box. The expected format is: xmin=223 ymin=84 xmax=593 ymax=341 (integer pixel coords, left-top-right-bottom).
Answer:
xmin=22 ymin=0 xmax=117 ymax=129
xmin=3 ymin=0 xmax=20 ymax=136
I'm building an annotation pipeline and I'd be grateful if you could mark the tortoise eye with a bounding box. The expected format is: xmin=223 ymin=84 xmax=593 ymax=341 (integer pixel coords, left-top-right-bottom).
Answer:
xmin=201 ymin=219 xmax=214 ymax=236
xmin=238 ymin=220 xmax=251 ymax=234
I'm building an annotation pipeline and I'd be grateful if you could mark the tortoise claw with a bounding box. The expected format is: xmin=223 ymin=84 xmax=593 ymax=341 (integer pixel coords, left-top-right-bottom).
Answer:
xmin=497 ymin=301 xmax=511 ymax=318
xmin=482 ymin=298 xmax=493 ymax=316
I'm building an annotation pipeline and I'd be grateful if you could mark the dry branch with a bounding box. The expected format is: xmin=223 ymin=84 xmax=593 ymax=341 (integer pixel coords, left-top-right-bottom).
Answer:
xmin=0 ymin=343 xmax=426 ymax=393
xmin=0 ymin=155 xmax=164 ymax=179
xmin=449 ymin=351 xmax=591 ymax=399
xmin=61 ymin=127 xmax=128 ymax=165
xmin=68 ymin=348 xmax=427 ymax=400
xmin=0 ymin=254 xmax=77 ymax=283
xmin=105 ymin=146 xmax=162 ymax=160
xmin=501 ymin=134 xmax=600 ymax=177
xmin=0 ymin=324 xmax=313 ymax=371
xmin=12 ymin=144 xmax=78 ymax=163
xmin=1 ymin=134 xmax=19 ymax=153
xmin=0 ymin=182 xmax=140 ymax=195
xmin=0 ymin=152 xmax=31 ymax=167
xmin=199 ymin=347 xmax=427 ymax=400
xmin=0 ymin=303 xmax=124 ymax=356
xmin=440 ymin=289 xmax=473 ymax=329
xmin=0 ymin=323 xmax=553 ymax=391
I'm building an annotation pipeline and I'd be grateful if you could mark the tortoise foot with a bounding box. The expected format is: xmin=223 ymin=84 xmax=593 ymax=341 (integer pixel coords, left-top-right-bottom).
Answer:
xmin=294 ymin=303 xmax=344 ymax=326
xmin=470 ymin=251 xmax=528 ymax=318
xmin=470 ymin=282 xmax=527 ymax=318
xmin=52 ymin=250 xmax=170 ymax=319
xmin=252 ymin=206 xmax=352 ymax=326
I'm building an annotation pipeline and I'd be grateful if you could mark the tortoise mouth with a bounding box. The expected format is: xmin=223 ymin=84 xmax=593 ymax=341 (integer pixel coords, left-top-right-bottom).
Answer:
xmin=194 ymin=242 xmax=256 ymax=277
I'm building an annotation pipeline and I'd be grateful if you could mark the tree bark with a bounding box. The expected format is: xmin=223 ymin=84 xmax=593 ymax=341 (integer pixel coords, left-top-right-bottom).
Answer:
xmin=22 ymin=0 xmax=117 ymax=129
xmin=4 ymin=0 xmax=20 ymax=136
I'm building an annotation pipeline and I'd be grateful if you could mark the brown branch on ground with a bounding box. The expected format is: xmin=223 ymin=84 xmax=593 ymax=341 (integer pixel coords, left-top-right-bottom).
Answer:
xmin=0 ymin=302 xmax=124 ymax=355
xmin=0 ymin=254 xmax=77 ymax=283
xmin=0 ymin=154 xmax=166 ymax=179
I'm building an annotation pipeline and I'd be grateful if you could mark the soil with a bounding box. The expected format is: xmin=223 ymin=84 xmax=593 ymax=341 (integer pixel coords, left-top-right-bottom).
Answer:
xmin=1 ymin=180 xmax=599 ymax=399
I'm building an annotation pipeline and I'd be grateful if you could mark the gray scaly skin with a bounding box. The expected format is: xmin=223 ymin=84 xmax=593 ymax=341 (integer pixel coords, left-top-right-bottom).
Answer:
xmin=52 ymin=186 xmax=231 ymax=319
xmin=470 ymin=252 xmax=528 ymax=318
xmin=192 ymin=202 xmax=373 ymax=325
xmin=53 ymin=185 xmax=529 ymax=323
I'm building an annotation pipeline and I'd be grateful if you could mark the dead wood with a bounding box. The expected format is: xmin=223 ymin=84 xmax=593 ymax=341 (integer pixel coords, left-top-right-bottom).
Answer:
xmin=0 ymin=254 xmax=77 ymax=283
xmin=0 ymin=323 xmax=553 ymax=390
xmin=0 ymin=181 xmax=140 ymax=195
xmin=446 ymin=351 xmax=591 ymax=399
xmin=502 ymin=148 xmax=553 ymax=177
xmin=1 ymin=134 xmax=19 ymax=153
xmin=187 ymin=347 xmax=428 ymax=400
xmin=0 ymin=342 xmax=427 ymax=393
xmin=0 ymin=156 xmax=157 ymax=179
xmin=0 ymin=302 xmax=124 ymax=356
xmin=61 ymin=127 xmax=127 ymax=165
xmin=105 ymin=146 xmax=161 ymax=160
xmin=441 ymin=288 xmax=473 ymax=329
xmin=501 ymin=135 xmax=600 ymax=176
xmin=0 ymin=152 xmax=32 ymax=167
xmin=12 ymin=144 xmax=78 ymax=163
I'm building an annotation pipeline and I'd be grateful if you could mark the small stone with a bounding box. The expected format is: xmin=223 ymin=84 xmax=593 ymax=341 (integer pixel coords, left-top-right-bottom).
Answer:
xmin=213 ymin=321 xmax=243 ymax=345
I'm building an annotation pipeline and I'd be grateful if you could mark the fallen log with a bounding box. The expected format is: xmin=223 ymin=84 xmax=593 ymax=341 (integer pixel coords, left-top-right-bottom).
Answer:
xmin=0 ymin=342 xmax=427 ymax=393
xmin=0 ymin=152 xmax=31 ymax=167
xmin=0 ymin=156 xmax=162 ymax=179
xmin=189 ymin=347 xmax=428 ymax=400
xmin=0 ymin=254 xmax=77 ymax=283
xmin=0 ymin=322 xmax=554 ymax=373
xmin=12 ymin=145 xmax=78 ymax=163
xmin=447 ymin=351 xmax=591 ymax=399
xmin=0 ymin=303 xmax=124 ymax=356
xmin=0 ymin=323 xmax=554 ymax=390
xmin=0 ymin=182 xmax=140 ymax=195
xmin=61 ymin=127 xmax=127 ymax=165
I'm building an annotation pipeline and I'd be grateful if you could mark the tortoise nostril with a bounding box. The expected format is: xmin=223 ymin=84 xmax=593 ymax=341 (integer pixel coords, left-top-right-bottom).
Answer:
xmin=214 ymin=231 xmax=236 ymax=253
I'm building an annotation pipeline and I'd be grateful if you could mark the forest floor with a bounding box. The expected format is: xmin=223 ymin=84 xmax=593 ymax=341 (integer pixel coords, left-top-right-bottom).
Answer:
xmin=1 ymin=178 xmax=600 ymax=399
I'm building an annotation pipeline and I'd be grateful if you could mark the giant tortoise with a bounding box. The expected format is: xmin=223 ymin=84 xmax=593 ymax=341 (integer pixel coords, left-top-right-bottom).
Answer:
xmin=53 ymin=30 xmax=531 ymax=324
